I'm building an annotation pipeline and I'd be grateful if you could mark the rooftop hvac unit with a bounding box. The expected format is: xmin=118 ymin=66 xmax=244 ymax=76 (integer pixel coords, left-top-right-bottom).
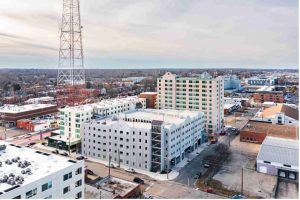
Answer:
xmin=0 ymin=144 xmax=6 ymax=151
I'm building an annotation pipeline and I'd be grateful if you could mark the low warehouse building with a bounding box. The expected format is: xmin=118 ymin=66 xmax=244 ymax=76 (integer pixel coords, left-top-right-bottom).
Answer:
xmin=0 ymin=104 xmax=58 ymax=126
xmin=240 ymin=120 xmax=298 ymax=144
xmin=257 ymin=137 xmax=298 ymax=181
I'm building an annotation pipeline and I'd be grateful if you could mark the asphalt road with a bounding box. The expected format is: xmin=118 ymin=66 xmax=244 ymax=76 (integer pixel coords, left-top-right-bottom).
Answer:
xmin=174 ymin=143 xmax=217 ymax=187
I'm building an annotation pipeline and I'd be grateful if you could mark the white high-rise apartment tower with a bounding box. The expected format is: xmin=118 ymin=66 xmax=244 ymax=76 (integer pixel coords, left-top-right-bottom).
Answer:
xmin=157 ymin=72 xmax=224 ymax=133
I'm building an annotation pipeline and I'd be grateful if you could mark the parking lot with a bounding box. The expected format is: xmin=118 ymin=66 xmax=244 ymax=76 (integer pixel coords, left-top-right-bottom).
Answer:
xmin=146 ymin=181 xmax=223 ymax=199
xmin=0 ymin=127 xmax=30 ymax=140
xmin=213 ymin=135 xmax=277 ymax=198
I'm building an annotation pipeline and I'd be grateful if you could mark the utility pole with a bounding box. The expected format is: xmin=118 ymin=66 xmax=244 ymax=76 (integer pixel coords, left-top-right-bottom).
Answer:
xmin=117 ymin=148 xmax=120 ymax=167
xmin=68 ymin=131 xmax=71 ymax=155
xmin=241 ymin=167 xmax=244 ymax=195
xmin=108 ymin=154 xmax=111 ymax=178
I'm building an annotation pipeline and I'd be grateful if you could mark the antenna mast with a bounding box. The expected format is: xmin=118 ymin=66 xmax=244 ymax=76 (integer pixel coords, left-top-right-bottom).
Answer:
xmin=56 ymin=0 xmax=86 ymax=106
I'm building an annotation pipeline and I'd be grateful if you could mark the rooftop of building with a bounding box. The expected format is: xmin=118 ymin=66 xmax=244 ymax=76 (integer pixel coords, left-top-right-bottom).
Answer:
xmin=241 ymin=120 xmax=298 ymax=140
xmin=0 ymin=142 xmax=82 ymax=193
xmin=224 ymin=97 xmax=249 ymax=101
xmin=88 ymin=109 xmax=203 ymax=129
xmin=262 ymin=104 xmax=298 ymax=120
xmin=159 ymin=72 xmax=222 ymax=80
xmin=92 ymin=176 xmax=139 ymax=199
xmin=257 ymin=136 xmax=299 ymax=167
xmin=24 ymin=97 xmax=54 ymax=104
xmin=0 ymin=104 xmax=57 ymax=114
xmin=139 ymin=92 xmax=157 ymax=95
xmin=256 ymin=86 xmax=275 ymax=92
xmin=224 ymin=104 xmax=237 ymax=109
xmin=60 ymin=96 xmax=145 ymax=112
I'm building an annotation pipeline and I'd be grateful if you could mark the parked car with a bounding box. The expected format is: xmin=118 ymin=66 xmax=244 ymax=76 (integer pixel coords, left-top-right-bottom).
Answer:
xmin=220 ymin=131 xmax=226 ymax=136
xmin=231 ymin=194 xmax=244 ymax=199
xmin=144 ymin=194 xmax=153 ymax=199
xmin=210 ymin=138 xmax=218 ymax=144
xmin=125 ymin=168 xmax=135 ymax=173
xmin=106 ymin=163 xmax=115 ymax=168
xmin=85 ymin=169 xmax=94 ymax=175
xmin=203 ymin=163 xmax=211 ymax=168
xmin=60 ymin=152 xmax=68 ymax=156
xmin=76 ymin=156 xmax=85 ymax=160
xmin=52 ymin=149 xmax=59 ymax=154
xmin=28 ymin=142 xmax=36 ymax=146
xmin=133 ymin=177 xmax=144 ymax=184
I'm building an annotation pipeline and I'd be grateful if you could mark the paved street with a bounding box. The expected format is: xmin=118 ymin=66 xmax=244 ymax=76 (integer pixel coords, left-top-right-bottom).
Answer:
xmin=174 ymin=143 xmax=216 ymax=187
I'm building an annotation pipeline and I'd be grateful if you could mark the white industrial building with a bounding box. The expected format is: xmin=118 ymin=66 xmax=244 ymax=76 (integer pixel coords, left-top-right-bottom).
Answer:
xmin=48 ymin=96 xmax=146 ymax=150
xmin=224 ymin=97 xmax=250 ymax=107
xmin=257 ymin=137 xmax=298 ymax=181
xmin=0 ymin=142 xmax=84 ymax=199
xmin=246 ymin=76 xmax=278 ymax=85
xmin=157 ymin=72 xmax=224 ymax=133
xmin=82 ymin=109 xmax=206 ymax=172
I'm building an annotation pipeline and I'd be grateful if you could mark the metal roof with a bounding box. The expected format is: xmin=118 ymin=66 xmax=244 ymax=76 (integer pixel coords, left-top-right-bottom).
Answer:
xmin=257 ymin=136 xmax=299 ymax=167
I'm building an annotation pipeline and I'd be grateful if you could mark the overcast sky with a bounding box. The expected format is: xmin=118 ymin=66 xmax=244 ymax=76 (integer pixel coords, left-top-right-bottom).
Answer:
xmin=0 ymin=0 xmax=298 ymax=69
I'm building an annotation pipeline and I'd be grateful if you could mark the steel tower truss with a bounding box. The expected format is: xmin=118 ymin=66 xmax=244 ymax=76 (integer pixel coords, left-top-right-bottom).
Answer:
xmin=57 ymin=0 xmax=85 ymax=85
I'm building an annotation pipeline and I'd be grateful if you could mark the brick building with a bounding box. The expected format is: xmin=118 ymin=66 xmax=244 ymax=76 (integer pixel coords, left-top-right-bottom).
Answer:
xmin=240 ymin=120 xmax=298 ymax=144
xmin=139 ymin=92 xmax=157 ymax=109
xmin=0 ymin=104 xmax=58 ymax=126
xmin=253 ymin=91 xmax=284 ymax=103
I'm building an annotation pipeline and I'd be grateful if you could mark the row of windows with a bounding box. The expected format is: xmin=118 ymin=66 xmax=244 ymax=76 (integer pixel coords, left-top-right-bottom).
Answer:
xmin=14 ymin=168 xmax=83 ymax=199
xmin=85 ymin=138 xmax=148 ymax=144
xmin=159 ymin=79 xmax=215 ymax=84
xmin=86 ymin=128 xmax=148 ymax=136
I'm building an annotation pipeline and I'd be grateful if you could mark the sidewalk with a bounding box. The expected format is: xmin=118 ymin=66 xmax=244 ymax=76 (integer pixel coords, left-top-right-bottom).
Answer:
xmin=85 ymin=142 xmax=210 ymax=181
xmin=35 ymin=142 xmax=210 ymax=181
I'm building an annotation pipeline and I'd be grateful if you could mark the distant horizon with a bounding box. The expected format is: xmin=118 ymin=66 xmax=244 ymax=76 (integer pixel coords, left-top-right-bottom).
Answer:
xmin=0 ymin=66 xmax=298 ymax=70
xmin=0 ymin=0 xmax=298 ymax=69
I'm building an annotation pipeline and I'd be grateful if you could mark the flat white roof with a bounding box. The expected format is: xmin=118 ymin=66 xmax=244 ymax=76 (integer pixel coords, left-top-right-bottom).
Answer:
xmin=224 ymin=104 xmax=237 ymax=109
xmin=0 ymin=142 xmax=82 ymax=193
xmin=60 ymin=96 xmax=145 ymax=112
xmin=256 ymin=86 xmax=275 ymax=92
xmin=140 ymin=92 xmax=157 ymax=95
xmin=0 ymin=104 xmax=57 ymax=114
xmin=89 ymin=109 xmax=203 ymax=129
xmin=257 ymin=137 xmax=299 ymax=167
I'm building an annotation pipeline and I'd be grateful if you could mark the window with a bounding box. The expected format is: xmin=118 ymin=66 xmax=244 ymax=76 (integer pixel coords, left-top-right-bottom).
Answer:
xmin=13 ymin=196 xmax=21 ymax=199
xmin=63 ymin=186 xmax=70 ymax=194
xmin=264 ymin=161 xmax=271 ymax=164
xmin=75 ymin=179 xmax=82 ymax=187
xmin=26 ymin=188 xmax=37 ymax=199
xmin=42 ymin=181 xmax=52 ymax=192
xmin=76 ymin=167 xmax=82 ymax=175
xmin=44 ymin=195 xmax=52 ymax=199
xmin=63 ymin=172 xmax=72 ymax=181
xmin=76 ymin=192 xmax=82 ymax=199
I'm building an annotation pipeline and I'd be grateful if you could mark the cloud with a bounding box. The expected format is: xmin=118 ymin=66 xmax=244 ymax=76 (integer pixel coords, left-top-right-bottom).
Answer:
xmin=0 ymin=0 xmax=298 ymax=69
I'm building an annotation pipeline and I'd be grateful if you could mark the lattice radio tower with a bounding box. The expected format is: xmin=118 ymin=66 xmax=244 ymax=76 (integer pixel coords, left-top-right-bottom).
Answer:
xmin=57 ymin=0 xmax=86 ymax=106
